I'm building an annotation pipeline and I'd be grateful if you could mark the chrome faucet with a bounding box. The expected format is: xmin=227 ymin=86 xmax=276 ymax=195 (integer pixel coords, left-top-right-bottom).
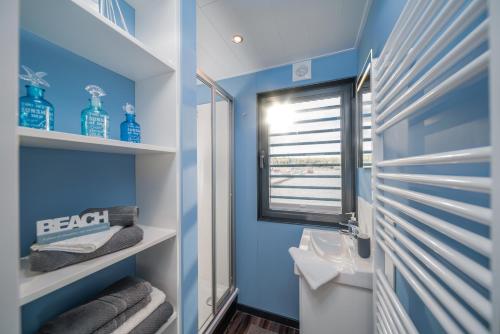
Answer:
xmin=339 ymin=212 xmax=359 ymax=238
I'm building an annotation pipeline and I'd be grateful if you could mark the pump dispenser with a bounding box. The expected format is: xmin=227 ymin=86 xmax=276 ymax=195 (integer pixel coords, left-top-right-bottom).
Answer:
xmin=19 ymin=65 xmax=55 ymax=130
xmin=81 ymin=85 xmax=109 ymax=138
xmin=120 ymin=103 xmax=141 ymax=143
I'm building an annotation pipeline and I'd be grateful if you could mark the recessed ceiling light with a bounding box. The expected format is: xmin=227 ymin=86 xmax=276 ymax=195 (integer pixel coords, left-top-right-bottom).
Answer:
xmin=232 ymin=35 xmax=243 ymax=44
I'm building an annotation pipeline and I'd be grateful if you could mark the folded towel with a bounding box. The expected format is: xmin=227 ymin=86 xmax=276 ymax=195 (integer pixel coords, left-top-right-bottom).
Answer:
xmin=112 ymin=287 xmax=166 ymax=334
xmin=38 ymin=277 xmax=152 ymax=334
xmin=30 ymin=225 xmax=143 ymax=272
xmin=31 ymin=226 xmax=123 ymax=253
xmin=129 ymin=302 xmax=174 ymax=334
xmin=80 ymin=206 xmax=139 ymax=227
xmin=94 ymin=294 xmax=151 ymax=334
xmin=289 ymin=247 xmax=339 ymax=290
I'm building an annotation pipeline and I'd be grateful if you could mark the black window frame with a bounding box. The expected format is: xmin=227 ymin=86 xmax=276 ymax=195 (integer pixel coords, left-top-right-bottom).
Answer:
xmin=257 ymin=79 xmax=356 ymax=227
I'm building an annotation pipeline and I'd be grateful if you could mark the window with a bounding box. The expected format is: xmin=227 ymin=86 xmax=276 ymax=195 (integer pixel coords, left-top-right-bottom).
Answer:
xmin=357 ymin=83 xmax=373 ymax=167
xmin=258 ymin=80 xmax=356 ymax=225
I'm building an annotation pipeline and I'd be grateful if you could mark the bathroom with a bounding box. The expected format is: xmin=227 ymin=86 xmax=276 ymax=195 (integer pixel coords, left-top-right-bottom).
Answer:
xmin=0 ymin=0 xmax=499 ymax=333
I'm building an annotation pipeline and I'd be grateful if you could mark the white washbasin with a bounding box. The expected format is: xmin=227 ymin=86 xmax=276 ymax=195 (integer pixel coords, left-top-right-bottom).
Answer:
xmin=296 ymin=228 xmax=373 ymax=289
xmin=310 ymin=229 xmax=347 ymax=262
xmin=296 ymin=228 xmax=374 ymax=334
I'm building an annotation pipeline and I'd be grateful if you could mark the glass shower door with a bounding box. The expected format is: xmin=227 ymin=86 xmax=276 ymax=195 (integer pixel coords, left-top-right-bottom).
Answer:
xmin=197 ymin=79 xmax=214 ymax=330
xmin=197 ymin=73 xmax=234 ymax=332
xmin=213 ymin=91 xmax=232 ymax=310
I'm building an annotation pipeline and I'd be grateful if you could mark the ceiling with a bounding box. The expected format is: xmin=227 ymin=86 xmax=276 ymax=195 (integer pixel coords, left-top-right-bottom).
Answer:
xmin=197 ymin=0 xmax=371 ymax=80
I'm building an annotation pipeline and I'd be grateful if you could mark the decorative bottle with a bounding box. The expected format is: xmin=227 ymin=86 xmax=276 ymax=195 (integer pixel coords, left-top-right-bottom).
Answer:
xmin=120 ymin=103 xmax=141 ymax=143
xmin=81 ymin=85 xmax=109 ymax=138
xmin=19 ymin=65 xmax=54 ymax=130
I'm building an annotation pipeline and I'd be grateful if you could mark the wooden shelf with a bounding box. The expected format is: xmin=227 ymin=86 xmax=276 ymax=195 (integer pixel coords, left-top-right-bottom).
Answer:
xmin=155 ymin=311 xmax=177 ymax=334
xmin=18 ymin=127 xmax=176 ymax=155
xmin=19 ymin=224 xmax=176 ymax=305
xmin=20 ymin=0 xmax=175 ymax=81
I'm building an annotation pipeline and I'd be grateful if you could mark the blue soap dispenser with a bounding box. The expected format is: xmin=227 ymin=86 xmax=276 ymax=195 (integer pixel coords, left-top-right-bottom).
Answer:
xmin=81 ymin=85 xmax=109 ymax=138
xmin=120 ymin=103 xmax=141 ymax=143
xmin=19 ymin=65 xmax=54 ymax=130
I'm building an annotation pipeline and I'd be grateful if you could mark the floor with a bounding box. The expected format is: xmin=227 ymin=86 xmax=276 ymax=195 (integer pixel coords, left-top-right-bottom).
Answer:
xmin=224 ymin=311 xmax=299 ymax=334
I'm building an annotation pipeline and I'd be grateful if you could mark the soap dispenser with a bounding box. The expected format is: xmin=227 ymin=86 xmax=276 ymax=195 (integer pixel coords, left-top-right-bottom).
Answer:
xmin=120 ymin=103 xmax=141 ymax=143
xmin=19 ymin=65 xmax=54 ymax=131
xmin=81 ymin=85 xmax=109 ymax=138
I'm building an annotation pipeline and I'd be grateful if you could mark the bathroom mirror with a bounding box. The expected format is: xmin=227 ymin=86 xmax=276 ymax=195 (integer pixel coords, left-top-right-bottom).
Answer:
xmin=356 ymin=50 xmax=373 ymax=168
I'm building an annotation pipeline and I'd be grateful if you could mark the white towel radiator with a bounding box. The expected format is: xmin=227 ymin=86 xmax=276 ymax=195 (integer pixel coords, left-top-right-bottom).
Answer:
xmin=372 ymin=0 xmax=500 ymax=333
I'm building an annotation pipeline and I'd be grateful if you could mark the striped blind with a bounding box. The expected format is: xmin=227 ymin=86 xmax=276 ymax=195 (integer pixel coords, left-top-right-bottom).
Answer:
xmin=266 ymin=96 xmax=343 ymax=214
xmin=361 ymin=91 xmax=373 ymax=166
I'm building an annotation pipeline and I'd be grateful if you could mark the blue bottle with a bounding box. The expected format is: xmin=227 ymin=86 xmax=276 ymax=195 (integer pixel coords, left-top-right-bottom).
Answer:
xmin=81 ymin=85 xmax=109 ymax=138
xmin=120 ymin=103 xmax=141 ymax=143
xmin=19 ymin=65 xmax=54 ymax=130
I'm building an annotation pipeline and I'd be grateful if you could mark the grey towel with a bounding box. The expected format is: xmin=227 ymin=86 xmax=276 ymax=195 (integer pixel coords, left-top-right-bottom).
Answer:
xmin=79 ymin=206 xmax=139 ymax=227
xmin=129 ymin=302 xmax=174 ymax=334
xmin=94 ymin=294 xmax=151 ymax=334
xmin=30 ymin=226 xmax=143 ymax=272
xmin=38 ymin=277 xmax=152 ymax=334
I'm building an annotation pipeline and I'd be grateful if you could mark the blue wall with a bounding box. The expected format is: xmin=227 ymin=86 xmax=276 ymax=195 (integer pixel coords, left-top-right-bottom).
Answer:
xmin=355 ymin=0 xmax=409 ymax=204
xmin=20 ymin=29 xmax=136 ymax=333
xmin=180 ymin=0 xmax=199 ymax=333
xmin=218 ymin=49 xmax=358 ymax=320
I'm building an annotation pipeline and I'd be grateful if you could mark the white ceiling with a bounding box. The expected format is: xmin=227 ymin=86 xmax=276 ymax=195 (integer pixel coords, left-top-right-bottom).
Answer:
xmin=197 ymin=0 xmax=371 ymax=80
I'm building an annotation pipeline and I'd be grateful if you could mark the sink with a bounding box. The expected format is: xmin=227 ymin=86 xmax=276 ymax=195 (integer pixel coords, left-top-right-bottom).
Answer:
xmin=296 ymin=228 xmax=373 ymax=289
xmin=310 ymin=229 xmax=348 ymax=262
xmin=296 ymin=228 xmax=374 ymax=334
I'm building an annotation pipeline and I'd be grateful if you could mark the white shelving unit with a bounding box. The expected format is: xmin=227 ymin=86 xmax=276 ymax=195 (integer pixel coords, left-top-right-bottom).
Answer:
xmin=18 ymin=127 xmax=177 ymax=155
xmin=0 ymin=0 xmax=181 ymax=333
xmin=19 ymin=225 xmax=176 ymax=305
xmin=20 ymin=0 xmax=175 ymax=81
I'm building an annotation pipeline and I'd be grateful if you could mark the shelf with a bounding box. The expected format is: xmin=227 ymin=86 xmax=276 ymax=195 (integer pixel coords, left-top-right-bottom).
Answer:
xmin=18 ymin=127 xmax=176 ymax=155
xmin=20 ymin=0 xmax=175 ymax=81
xmin=155 ymin=311 xmax=177 ymax=334
xmin=19 ymin=224 xmax=177 ymax=305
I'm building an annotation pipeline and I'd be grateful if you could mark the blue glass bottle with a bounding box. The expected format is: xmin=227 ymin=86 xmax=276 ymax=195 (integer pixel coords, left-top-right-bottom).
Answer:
xmin=19 ymin=66 xmax=54 ymax=130
xmin=81 ymin=85 xmax=109 ymax=138
xmin=120 ymin=103 xmax=141 ymax=143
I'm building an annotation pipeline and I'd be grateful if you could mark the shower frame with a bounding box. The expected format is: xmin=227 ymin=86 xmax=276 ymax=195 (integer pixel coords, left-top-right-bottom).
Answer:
xmin=197 ymin=69 xmax=236 ymax=330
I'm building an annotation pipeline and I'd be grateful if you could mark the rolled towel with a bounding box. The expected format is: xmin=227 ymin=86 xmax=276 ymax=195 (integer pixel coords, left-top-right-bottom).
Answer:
xmin=38 ymin=277 xmax=152 ymax=334
xmin=30 ymin=226 xmax=143 ymax=272
xmin=80 ymin=206 xmax=139 ymax=227
xmin=111 ymin=287 xmax=166 ymax=334
xmin=129 ymin=302 xmax=174 ymax=334
xmin=31 ymin=226 xmax=123 ymax=253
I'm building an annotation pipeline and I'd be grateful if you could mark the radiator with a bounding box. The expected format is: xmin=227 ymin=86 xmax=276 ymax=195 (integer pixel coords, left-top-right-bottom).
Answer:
xmin=371 ymin=0 xmax=500 ymax=333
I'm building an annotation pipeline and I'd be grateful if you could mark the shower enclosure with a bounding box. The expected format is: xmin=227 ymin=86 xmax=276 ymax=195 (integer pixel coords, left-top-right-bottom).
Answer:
xmin=197 ymin=71 xmax=235 ymax=332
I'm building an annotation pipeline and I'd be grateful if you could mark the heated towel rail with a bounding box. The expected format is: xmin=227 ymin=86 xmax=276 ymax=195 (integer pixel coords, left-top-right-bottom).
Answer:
xmin=372 ymin=0 xmax=500 ymax=333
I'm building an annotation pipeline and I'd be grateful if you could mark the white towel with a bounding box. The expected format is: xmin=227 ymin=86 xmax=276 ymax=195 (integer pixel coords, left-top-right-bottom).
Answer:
xmin=289 ymin=247 xmax=339 ymax=290
xmin=112 ymin=286 xmax=166 ymax=334
xmin=31 ymin=225 xmax=123 ymax=253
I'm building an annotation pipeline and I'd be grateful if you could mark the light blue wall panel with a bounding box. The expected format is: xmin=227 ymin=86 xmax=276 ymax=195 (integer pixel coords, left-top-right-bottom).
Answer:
xmin=20 ymin=148 xmax=136 ymax=257
xmin=218 ymin=49 xmax=358 ymax=320
xmin=355 ymin=0 xmax=408 ymax=204
xmin=180 ymin=0 xmax=199 ymax=333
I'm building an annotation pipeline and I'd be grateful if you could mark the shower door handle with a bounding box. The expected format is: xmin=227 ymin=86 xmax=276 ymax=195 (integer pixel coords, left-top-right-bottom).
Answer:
xmin=259 ymin=151 xmax=266 ymax=169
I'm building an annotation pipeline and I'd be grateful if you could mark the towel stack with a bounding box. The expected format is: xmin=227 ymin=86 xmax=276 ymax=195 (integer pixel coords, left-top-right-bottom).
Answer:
xmin=39 ymin=277 xmax=174 ymax=334
xmin=29 ymin=206 xmax=143 ymax=272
